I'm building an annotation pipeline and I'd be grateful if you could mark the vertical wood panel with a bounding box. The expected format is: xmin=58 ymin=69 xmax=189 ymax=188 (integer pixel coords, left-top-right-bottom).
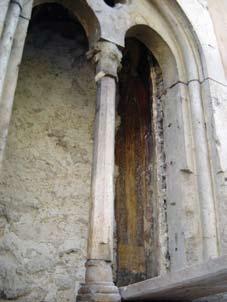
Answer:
xmin=115 ymin=39 xmax=154 ymax=286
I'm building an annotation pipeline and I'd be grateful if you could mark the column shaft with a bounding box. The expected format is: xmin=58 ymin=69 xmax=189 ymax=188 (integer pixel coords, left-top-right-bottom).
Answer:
xmin=88 ymin=76 xmax=116 ymax=261
xmin=0 ymin=0 xmax=11 ymax=37
xmin=0 ymin=0 xmax=32 ymax=164
xmin=188 ymin=81 xmax=218 ymax=259
xmin=0 ymin=0 xmax=23 ymax=102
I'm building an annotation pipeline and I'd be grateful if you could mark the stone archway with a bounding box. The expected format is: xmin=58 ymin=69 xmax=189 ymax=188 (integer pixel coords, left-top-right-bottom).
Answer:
xmin=115 ymin=2 xmax=227 ymax=300
xmin=0 ymin=1 xmax=99 ymax=301
xmin=0 ymin=0 xmax=100 ymax=166
xmin=120 ymin=0 xmax=221 ymax=272
xmin=0 ymin=1 xmax=227 ymax=302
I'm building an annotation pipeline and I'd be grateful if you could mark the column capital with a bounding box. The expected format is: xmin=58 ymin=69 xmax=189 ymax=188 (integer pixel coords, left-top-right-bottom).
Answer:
xmin=87 ymin=41 xmax=122 ymax=82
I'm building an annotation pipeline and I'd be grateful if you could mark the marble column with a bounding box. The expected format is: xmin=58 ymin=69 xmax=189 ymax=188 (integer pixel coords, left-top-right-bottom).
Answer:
xmin=77 ymin=41 xmax=122 ymax=302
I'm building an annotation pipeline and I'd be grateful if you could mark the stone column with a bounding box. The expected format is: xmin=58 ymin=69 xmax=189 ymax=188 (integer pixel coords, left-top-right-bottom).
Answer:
xmin=0 ymin=0 xmax=24 ymax=101
xmin=0 ymin=0 xmax=32 ymax=164
xmin=77 ymin=41 xmax=122 ymax=302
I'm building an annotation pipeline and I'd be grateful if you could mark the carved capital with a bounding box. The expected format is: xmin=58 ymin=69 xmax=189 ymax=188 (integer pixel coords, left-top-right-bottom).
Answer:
xmin=87 ymin=41 xmax=122 ymax=82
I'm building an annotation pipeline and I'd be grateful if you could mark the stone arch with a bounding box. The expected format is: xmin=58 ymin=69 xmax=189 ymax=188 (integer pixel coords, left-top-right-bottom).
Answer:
xmin=0 ymin=0 xmax=101 ymax=166
xmin=114 ymin=0 xmax=221 ymax=276
xmin=124 ymin=4 xmax=202 ymax=84
xmin=0 ymin=2 xmax=98 ymax=300
xmin=125 ymin=24 xmax=178 ymax=88
xmin=0 ymin=0 xmax=226 ymax=300
xmin=33 ymin=0 xmax=101 ymax=45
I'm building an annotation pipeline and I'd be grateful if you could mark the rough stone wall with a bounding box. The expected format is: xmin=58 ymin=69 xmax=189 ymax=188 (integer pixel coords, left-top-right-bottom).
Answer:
xmin=0 ymin=6 xmax=96 ymax=302
xmin=150 ymin=61 xmax=169 ymax=276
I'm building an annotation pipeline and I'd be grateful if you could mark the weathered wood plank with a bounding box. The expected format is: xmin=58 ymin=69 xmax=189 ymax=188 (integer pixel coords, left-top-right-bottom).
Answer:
xmin=115 ymin=38 xmax=155 ymax=286
xmin=120 ymin=255 xmax=227 ymax=301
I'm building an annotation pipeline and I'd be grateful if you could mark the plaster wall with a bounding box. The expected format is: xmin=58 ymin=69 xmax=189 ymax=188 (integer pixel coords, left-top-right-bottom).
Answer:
xmin=208 ymin=0 xmax=227 ymax=78
xmin=0 ymin=10 xmax=96 ymax=302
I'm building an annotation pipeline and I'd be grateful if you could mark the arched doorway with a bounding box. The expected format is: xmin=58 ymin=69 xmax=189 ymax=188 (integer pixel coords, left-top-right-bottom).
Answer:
xmin=0 ymin=3 xmax=96 ymax=300
xmin=0 ymin=0 xmax=224 ymax=301
xmin=115 ymin=11 xmax=218 ymax=284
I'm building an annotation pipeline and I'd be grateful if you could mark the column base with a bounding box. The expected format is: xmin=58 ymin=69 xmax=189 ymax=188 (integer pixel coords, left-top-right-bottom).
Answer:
xmin=77 ymin=282 xmax=121 ymax=302
xmin=76 ymin=260 xmax=121 ymax=302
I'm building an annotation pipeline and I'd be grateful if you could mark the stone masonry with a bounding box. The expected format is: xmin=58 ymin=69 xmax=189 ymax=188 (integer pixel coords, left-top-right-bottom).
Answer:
xmin=0 ymin=0 xmax=226 ymax=302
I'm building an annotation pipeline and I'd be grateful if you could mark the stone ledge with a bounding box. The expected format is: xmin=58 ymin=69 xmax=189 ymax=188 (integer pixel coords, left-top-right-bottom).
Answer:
xmin=120 ymin=255 xmax=227 ymax=301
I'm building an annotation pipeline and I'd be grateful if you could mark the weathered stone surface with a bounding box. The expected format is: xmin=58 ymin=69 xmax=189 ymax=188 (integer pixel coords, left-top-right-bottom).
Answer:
xmin=120 ymin=255 xmax=227 ymax=301
xmin=0 ymin=0 xmax=24 ymax=105
xmin=0 ymin=0 xmax=32 ymax=165
xmin=0 ymin=6 xmax=96 ymax=302
xmin=0 ymin=0 xmax=227 ymax=302
xmin=0 ymin=0 xmax=10 ymax=38
xmin=208 ymin=0 xmax=227 ymax=78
